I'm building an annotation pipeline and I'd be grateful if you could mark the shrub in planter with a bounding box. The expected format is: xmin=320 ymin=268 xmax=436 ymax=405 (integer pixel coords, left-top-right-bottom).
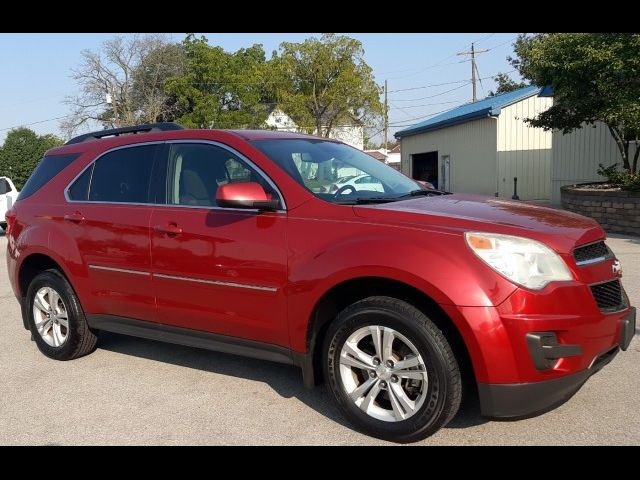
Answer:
xmin=597 ymin=164 xmax=640 ymax=191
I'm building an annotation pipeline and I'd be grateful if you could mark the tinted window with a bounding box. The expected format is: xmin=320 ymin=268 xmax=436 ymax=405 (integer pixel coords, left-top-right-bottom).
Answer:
xmin=67 ymin=166 xmax=92 ymax=201
xmin=17 ymin=154 xmax=78 ymax=201
xmin=167 ymin=143 xmax=277 ymax=208
xmin=89 ymin=145 xmax=157 ymax=203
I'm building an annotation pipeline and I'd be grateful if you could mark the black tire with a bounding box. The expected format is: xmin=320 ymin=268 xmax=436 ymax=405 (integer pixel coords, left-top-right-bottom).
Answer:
xmin=323 ymin=296 xmax=461 ymax=443
xmin=25 ymin=269 xmax=97 ymax=360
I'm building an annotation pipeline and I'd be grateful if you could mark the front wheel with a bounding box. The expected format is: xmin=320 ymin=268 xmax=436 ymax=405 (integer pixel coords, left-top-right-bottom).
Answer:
xmin=323 ymin=296 xmax=461 ymax=443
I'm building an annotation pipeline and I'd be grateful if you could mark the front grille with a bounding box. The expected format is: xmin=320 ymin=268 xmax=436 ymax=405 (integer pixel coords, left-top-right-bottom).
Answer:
xmin=590 ymin=279 xmax=626 ymax=312
xmin=574 ymin=241 xmax=611 ymax=265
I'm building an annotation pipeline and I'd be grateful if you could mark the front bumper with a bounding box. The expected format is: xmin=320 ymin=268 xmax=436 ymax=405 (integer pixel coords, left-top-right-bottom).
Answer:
xmin=476 ymin=307 xmax=634 ymax=418
xmin=441 ymin=281 xmax=635 ymax=418
xmin=478 ymin=344 xmax=619 ymax=418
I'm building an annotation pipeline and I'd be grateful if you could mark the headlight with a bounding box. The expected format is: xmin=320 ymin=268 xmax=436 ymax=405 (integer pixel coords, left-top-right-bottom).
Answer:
xmin=464 ymin=232 xmax=573 ymax=290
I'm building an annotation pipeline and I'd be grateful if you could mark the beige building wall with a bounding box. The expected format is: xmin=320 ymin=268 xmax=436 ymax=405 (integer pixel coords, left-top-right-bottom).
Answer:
xmin=496 ymin=95 xmax=553 ymax=200
xmin=550 ymin=121 xmax=637 ymax=205
xmin=400 ymin=118 xmax=498 ymax=196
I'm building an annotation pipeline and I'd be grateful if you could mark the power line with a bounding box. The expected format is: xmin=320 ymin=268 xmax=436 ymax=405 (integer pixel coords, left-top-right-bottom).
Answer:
xmin=389 ymin=102 xmax=417 ymax=119
xmin=389 ymin=106 xmax=460 ymax=127
xmin=390 ymin=100 xmax=462 ymax=110
xmin=484 ymin=35 xmax=520 ymax=52
xmin=390 ymin=70 xmax=517 ymax=99
xmin=0 ymin=93 xmax=67 ymax=111
xmin=384 ymin=32 xmax=498 ymax=80
xmin=388 ymin=80 xmax=469 ymax=94
xmin=476 ymin=62 xmax=485 ymax=98
xmin=0 ymin=114 xmax=71 ymax=133
xmin=390 ymin=82 xmax=471 ymax=101
xmin=386 ymin=59 xmax=466 ymax=80
xmin=473 ymin=33 xmax=495 ymax=46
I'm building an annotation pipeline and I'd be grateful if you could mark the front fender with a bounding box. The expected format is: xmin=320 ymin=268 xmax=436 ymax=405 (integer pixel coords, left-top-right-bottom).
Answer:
xmin=286 ymin=218 xmax=517 ymax=352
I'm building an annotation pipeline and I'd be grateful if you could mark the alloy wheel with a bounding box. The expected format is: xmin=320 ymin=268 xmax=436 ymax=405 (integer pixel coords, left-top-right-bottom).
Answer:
xmin=339 ymin=325 xmax=428 ymax=422
xmin=33 ymin=287 xmax=69 ymax=347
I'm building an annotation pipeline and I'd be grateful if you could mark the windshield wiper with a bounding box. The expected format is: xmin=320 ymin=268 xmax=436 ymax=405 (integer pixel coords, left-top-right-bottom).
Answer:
xmin=335 ymin=189 xmax=449 ymax=205
xmin=399 ymin=189 xmax=449 ymax=198
xmin=335 ymin=197 xmax=399 ymax=205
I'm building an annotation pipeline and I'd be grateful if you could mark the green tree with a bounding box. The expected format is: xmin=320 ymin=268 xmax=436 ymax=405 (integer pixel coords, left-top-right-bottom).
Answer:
xmin=0 ymin=128 xmax=64 ymax=189
xmin=271 ymin=33 xmax=383 ymax=136
xmin=488 ymin=72 xmax=528 ymax=97
xmin=510 ymin=33 xmax=640 ymax=173
xmin=165 ymin=34 xmax=273 ymax=129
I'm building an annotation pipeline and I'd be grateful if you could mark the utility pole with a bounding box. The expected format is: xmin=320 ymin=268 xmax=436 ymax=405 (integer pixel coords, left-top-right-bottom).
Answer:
xmin=457 ymin=42 xmax=488 ymax=102
xmin=383 ymin=79 xmax=388 ymax=153
xmin=471 ymin=43 xmax=477 ymax=102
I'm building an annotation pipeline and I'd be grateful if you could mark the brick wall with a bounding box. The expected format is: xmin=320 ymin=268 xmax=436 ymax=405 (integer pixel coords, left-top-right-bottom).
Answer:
xmin=561 ymin=185 xmax=640 ymax=236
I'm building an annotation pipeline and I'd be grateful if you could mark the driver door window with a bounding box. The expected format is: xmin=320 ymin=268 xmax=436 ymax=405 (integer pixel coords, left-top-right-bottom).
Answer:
xmin=166 ymin=143 xmax=276 ymax=207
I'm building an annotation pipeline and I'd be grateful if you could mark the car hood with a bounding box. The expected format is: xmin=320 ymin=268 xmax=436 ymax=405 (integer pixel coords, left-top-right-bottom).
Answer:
xmin=353 ymin=193 xmax=604 ymax=253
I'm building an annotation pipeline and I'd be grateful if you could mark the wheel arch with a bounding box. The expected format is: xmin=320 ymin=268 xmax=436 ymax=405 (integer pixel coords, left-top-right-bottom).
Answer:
xmin=18 ymin=252 xmax=76 ymax=330
xmin=303 ymin=276 xmax=479 ymax=391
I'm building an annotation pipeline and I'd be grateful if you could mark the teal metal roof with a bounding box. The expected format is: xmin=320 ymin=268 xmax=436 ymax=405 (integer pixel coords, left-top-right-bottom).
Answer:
xmin=394 ymin=85 xmax=542 ymax=138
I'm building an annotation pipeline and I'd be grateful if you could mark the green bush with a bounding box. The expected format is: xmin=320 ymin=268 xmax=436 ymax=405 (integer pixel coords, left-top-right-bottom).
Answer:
xmin=597 ymin=163 xmax=640 ymax=191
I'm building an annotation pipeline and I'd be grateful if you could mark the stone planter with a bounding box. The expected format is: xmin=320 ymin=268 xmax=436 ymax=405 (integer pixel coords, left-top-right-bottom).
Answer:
xmin=561 ymin=183 xmax=640 ymax=236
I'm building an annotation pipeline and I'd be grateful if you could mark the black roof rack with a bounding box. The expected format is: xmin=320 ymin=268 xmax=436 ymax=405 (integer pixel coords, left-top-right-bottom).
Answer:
xmin=65 ymin=122 xmax=184 ymax=145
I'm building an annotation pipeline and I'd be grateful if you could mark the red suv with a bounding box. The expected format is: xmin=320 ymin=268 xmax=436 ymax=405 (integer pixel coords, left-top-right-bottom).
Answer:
xmin=5 ymin=123 xmax=635 ymax=442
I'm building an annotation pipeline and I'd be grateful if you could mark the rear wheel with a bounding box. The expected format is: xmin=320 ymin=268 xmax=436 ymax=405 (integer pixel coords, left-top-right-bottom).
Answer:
xmin=323 ymin=296 xmax=461 ymax=443
xmin=25 ymin=270 xmax=97 ymax=360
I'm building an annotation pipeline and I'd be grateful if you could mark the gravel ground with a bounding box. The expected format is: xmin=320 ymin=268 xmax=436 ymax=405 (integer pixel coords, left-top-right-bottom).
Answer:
xmin=0 ymin=232 xmax=638 ymax=445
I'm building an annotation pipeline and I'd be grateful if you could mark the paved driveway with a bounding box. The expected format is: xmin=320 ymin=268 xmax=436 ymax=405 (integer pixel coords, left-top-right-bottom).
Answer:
xmin=0 ymin=232 xmax=638 ymax=445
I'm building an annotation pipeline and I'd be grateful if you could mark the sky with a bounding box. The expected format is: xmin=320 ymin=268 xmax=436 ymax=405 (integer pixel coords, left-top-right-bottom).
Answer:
xmin=0 ymin=33 xmax=521 ymax=144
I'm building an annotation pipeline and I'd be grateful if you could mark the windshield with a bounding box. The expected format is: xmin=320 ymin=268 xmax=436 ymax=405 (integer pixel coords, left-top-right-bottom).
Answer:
xmin=252 ymin=139 xmax=422 ymax=204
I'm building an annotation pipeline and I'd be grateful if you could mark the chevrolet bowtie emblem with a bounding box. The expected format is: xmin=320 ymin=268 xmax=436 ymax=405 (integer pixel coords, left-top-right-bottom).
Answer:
xmin=612 ymin=260 xmax=622 ymax=275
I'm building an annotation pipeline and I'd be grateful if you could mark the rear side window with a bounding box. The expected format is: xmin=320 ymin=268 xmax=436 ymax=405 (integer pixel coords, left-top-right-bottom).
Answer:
xmin=17 ymin=154 xmax=78 ymax=201
xmin=88 ymin=145 xmax=157 ymax=203
xmin=67 ymin=167 xmax=92 ymax=201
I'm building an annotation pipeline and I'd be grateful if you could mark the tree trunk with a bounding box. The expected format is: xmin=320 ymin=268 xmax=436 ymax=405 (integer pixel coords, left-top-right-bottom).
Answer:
xmin=607 ymin=124 xmax=630 ymax=171
xmin=632 ymin=141 xmax=640 ymax=174
xmin=315 ymin=119 xmax=323 ymax=137
xmin=324 ymin=118 xmax=335 ymax=138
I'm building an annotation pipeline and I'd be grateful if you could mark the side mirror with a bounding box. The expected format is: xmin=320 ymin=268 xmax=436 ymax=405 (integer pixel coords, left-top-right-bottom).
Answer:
xmin=216 ymin=182 xmax=280 ymax=211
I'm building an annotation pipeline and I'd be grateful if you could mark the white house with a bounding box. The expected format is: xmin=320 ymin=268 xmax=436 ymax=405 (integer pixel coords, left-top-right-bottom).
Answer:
xmin=364 ymin=149 xmax=388 ymax=161
xmin=264 ymin=108 xmax=298 ymax=133
xmin=363 ymin=145 xmax=401 ymax=171
xmin=264 ymin=108 xmax=364 ymax=150
xmin=386 ymin=144 xmax=401 ymax=170
xmin=395 ymin=85 xmax=637 ymax=204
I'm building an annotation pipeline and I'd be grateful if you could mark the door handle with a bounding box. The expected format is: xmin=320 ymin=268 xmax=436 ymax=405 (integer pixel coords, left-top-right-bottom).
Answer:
xmin=64 ymin=212 xmax=85 ymax=224
xmin=154 ymin=223 xmax=183 ymax=236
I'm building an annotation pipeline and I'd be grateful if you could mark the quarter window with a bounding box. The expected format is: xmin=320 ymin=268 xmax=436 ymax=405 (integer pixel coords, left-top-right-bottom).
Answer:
xmin=67 ymin=166 xmax=92 ymax=201
xmin=88 ymin=145 xmax=157 ymax=203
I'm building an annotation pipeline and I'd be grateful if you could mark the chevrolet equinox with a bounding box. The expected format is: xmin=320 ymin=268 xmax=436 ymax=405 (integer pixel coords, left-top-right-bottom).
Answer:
xmin=5 ymin=123 xmax=635 ymax=442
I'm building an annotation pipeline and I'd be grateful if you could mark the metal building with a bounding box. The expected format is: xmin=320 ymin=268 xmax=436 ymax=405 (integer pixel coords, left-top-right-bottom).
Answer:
xmin=396 ymin=86 xmax=553 ymax=201
xmin=396 ymin=85 xmax=637 ymax=204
